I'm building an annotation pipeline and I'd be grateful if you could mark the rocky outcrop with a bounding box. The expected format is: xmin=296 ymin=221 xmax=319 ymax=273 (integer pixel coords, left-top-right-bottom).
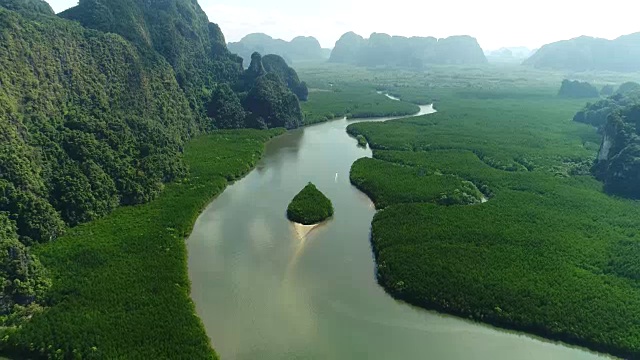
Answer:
xmin=594 ymin=105 xmax=640 ymax=198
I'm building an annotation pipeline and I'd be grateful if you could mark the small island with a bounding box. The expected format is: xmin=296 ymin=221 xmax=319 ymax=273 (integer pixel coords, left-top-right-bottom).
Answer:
xmin=287 ymin=183 xmax=334 ymax=225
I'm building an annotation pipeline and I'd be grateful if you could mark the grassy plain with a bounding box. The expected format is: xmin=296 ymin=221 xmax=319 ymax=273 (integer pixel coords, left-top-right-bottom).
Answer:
xmin=0 ymin=129 xmax=283 ymax=359
xmin=298 ymin=63 xmax=640 ymax=358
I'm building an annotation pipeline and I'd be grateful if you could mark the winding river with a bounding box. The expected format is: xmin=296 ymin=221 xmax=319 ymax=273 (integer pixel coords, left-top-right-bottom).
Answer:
xmin=187 ymin=105 xmax=611 ymax=359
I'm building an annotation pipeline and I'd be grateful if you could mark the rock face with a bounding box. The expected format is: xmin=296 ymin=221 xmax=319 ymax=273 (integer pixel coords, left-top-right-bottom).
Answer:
xmin=594 ymin=104 xmax=640 ymax=198
xmin=286 ymin=183 xmax=334 ymax=225
xmin=228 ymin=33 xmax=327 ymax=66
xmin=329 ymin=32 xmax=487 ymax=67
xmin=524 ymin=33 xmax=640 ymax=72
xmin=262 ymin=54 xmax=308 ymax=101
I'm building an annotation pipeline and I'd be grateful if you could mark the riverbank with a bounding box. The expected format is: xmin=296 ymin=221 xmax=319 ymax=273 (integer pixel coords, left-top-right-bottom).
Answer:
xmin=0 ymin=129 xmax=283 ymax=359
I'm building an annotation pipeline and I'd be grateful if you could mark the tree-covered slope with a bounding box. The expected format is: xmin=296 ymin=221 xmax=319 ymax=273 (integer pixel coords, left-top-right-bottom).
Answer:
xmin=0 ymin=0 xmax=51 ymax=16
xmin=524 ymin=33 xmax=640 ymax=72
xmin=573 ymin=88 xmax=640 ymax=130
xmin=228 ymin=33 xmax=326 ymax=67
xmin=593 ymin=101 xmax=640 ymax=198
xmin=329 ymin=32 xmax=487 ymax=67
xmin=262 ymin=54 xmax=308 ymax=100
xmin=60 ymin=0 xmax=244 ymax=110
xmin=0 ymin=4 xmax=196 ymax=243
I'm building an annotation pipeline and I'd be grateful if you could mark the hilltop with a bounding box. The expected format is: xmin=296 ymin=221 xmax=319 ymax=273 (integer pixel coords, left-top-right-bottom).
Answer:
xmin=329 ymin=32 xmax=487 ymax=68
xmin=228 ymin=33 xmax=330 ymax=66
xmin=524 ymin=33 xmax=640 ymax=72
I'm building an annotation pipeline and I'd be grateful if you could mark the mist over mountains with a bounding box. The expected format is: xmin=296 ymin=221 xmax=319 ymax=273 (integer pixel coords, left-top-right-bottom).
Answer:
xmin=329 ymin=32 xmax=487 ymax=68
xmin=524 ymin=33 xmax=640 ymax=72
xmin=228 ymin=33 xmax=330 ymax=66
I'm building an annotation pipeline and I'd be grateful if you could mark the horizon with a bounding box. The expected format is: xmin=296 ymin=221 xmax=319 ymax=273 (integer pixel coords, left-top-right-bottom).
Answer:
xmin=47 ymin=0 xmax=639 ymax=51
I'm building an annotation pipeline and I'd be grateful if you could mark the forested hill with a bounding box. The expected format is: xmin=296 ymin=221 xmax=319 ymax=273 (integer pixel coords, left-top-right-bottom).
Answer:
xmin=524 ymin=33 xmax=640 ymax=72
xmin=0 ymin=0 xmax=52 ymax=15
xmin=228 ymin=33 xmax=329 ymax=67
xmin=0 ymin=0 xmax=305 ymax=327
xmin=575 ymin=89 xmax=640 ymax=199
xmin=329 ymin=32 xmax=487 ymax=68
xmin=59 ymin=0 xmax=244 ymax=114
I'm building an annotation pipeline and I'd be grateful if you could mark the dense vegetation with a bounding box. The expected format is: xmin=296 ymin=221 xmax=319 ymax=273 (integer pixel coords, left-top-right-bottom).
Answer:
xmin=60 ymin=0 xmax=244 ymax=110
xmin=343 ymin=78 xmax=640 ymax=358
xmin=573 ymin=88 xmax=640 ymax=129
xmin=0 ymin=129 xmax=283 ymax=359
xmin=0 ymin=0 xmax=301 ymax=355
xmin=0 ymin=213 xmax=49 ymax=324
xmin=262 ymin=54 xmax=309 ymax=100
xmin=0 ymin=3 xmax=197 ymax=245
xmin=0 ymin=0 xmax=52 ymax=15
xmin=300 ymin=87 xmax=419 ymax=124
xmin=61 ymin=0 xmax=305 ymax=130
xmin=350 ymin=158 xmax=484 ymax=208
xmin=524 ymin=32 xmax=640 ymax=72
xmin=592 ymin=101 xmax=640 ymax=199
xmin=329 ymin=32 xmax=487 ymax=68
xmin=227 ymin=33 xmax=328 ymax=66
xmin=286 ymin=183 xmax=334 ymax=225
xmin=558 ymin=79 xmax=599 ymax=98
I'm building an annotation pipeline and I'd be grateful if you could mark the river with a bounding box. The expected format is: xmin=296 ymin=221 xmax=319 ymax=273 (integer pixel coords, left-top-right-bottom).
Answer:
xmin=187 ymin=105 xmax=610 ymax=360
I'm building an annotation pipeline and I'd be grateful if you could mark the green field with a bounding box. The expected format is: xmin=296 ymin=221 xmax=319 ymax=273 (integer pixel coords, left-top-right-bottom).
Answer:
xmin=0 ymin=129 xmax=283 ymax=359
xmin=340 ymin=69 xmax=640 ymax=358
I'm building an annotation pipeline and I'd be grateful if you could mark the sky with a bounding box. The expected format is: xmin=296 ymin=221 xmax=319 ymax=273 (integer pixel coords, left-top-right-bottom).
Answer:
xmin=47 ymin=0 xmax=639 ymax=51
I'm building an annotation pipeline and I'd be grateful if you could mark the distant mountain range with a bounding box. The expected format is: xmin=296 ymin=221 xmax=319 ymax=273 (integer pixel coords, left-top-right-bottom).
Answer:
xmin=228 ymin=33 xmax=330 ymax=66
xmin=328 ymin=32 xmax=487 ymax=67
xmin=524 ymin=33 xmax=640 ymax=72
xmin=228 ymin=30 xmax=640 ymax=73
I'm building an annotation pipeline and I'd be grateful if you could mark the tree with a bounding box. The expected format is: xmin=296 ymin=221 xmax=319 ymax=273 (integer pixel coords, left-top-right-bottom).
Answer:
xmin=0 ymin=213 xmax=50 ymax=319
xmin=206 ymin=83 xmax=246 ymax=129
xmin=558 ymin=80 xmax=599 ymax=98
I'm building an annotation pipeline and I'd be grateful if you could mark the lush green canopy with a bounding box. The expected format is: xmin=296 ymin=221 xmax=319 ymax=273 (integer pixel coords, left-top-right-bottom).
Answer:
xmin=287 ymin=183 xmax=334 ymax=225
xmin=594 ymin=103 xmax=640 ymax=198
xmin=558 ymin=79 xmax=599 ymax=98
xmin=0 ymin=0 xmax=303 ymax=353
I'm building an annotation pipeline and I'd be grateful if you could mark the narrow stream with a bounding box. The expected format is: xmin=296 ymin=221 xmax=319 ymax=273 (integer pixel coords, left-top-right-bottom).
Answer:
xmin=187 ymin=105 xmax=610 ymax=359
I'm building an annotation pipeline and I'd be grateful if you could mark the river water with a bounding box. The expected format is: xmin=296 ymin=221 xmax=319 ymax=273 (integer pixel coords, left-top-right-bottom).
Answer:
xmin=187 ymin=105 xmax=610 ymax=360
